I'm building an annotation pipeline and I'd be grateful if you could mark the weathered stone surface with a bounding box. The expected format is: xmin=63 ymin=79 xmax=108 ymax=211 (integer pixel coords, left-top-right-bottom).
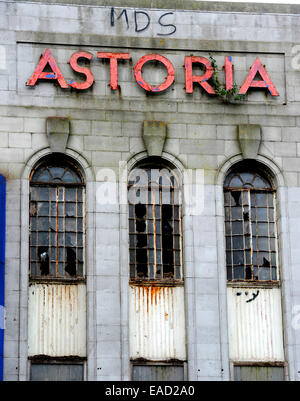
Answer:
xmin=237 ymin=124 xmax=262 ymax=158
xmin=46 ymin=117 xmax=70 ymax=153
xmin=142 ymin=121 xmax=167 ymax=157
xmin=1 ymin=0 xmax=300 ymax=383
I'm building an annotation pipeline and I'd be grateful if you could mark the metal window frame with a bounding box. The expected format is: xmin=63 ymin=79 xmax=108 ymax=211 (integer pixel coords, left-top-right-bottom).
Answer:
xmin=224 ymin=175 xmax=279 ymax=284
xmin=29 ymin=157 xmax=86 ymax=282
xmin=128 ymin=162 xmax=183 ymax=285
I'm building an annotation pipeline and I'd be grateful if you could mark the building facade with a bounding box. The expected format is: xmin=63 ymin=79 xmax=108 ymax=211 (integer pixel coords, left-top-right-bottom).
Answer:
xmin=1 ymin=0 xmax=300 ymax=381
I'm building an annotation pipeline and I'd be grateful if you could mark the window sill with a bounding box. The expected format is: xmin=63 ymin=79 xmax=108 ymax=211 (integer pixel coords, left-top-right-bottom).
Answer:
xmin=29 ymin=276 xmax=86 ymax=285
xmin=227 ymin=280 xmax=280 ymax=289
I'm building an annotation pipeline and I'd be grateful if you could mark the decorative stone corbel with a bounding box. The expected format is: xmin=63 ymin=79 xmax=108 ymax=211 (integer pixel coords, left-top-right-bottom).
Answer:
xmin=46 ymin=117 xmax=70 ymax=153
xmin=237 ymin=124 xmax=262 ymax=159
xmin=142 ymin=121 xmax=167 ymax=157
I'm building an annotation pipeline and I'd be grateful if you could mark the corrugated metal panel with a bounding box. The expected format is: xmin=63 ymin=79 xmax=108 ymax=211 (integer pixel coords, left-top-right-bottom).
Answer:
xmin=234 ymin=365 xmax=284 ymax=381
xmin=133 ymin=365 xmax=184 ymax=381
xmin=28 ymin=283 xmax=86 ymax=357
xmin=227 ymin=287 xmax=284 ymax=362
xmin=30 ymin=364 xmax=83 ymax=381
xmin=0 ymin=175 xmax=5 ymax=381
xmin=129 ymin=286 xmax=186 ymax=361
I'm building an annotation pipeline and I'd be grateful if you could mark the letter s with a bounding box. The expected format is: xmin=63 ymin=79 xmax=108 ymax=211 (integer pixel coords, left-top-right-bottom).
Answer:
xmin=158 ymin=12 xmax=176 ymax=36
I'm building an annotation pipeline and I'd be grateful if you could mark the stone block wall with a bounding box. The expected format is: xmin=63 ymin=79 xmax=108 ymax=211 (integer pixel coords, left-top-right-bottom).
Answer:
xmin=1 ymin=0 xmax=300 ymax=380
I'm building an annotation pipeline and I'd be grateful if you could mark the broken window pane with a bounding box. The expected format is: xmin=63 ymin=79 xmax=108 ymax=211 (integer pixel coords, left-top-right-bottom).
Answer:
xmin=38 ymin=247 xmax=49 ymax=275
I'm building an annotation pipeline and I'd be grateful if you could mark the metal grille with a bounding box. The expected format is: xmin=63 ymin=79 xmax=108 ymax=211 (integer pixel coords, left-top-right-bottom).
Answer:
xmin=30 ymin=363 xmax=84 ymax=381
xmin=29 ymin=157 xmax=85 ymax=279
xmin=234 ymin=365 xmax=284 ymax=381
xmin=224 ymin=170 xmax=278 ymax=282
xmin=132 ymin=365 xmax=184 ymax=381
xmin=128 ymin=165 xmax=182 ymax=282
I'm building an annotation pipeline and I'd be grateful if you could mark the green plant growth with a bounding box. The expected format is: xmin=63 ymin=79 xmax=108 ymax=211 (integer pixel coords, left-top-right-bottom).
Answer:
xmin=209 ymin=55 xmax=246 ymax=103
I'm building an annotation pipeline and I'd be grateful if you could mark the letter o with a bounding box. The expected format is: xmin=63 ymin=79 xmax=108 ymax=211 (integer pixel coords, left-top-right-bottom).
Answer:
xmin=134 ymin=54 xmax=175 ymax=92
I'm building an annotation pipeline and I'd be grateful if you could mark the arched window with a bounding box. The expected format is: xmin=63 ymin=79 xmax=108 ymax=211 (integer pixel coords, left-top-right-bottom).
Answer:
xmin=224 ymin=162 xmax=278 ymax=282
xmin=128 ymin=158 xmax=183 ymax=282
xmin=29 ymin=154 xmax=85 ymax=279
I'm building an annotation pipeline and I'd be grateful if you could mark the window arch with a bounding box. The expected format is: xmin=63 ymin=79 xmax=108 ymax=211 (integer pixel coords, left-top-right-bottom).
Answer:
xmin=224 ymin=161 xmax=279 ymax=282
xmin=128 ymin=157 xmax=183 ymax=282
xmin=29 ymin=154 xmax=85 ymax=279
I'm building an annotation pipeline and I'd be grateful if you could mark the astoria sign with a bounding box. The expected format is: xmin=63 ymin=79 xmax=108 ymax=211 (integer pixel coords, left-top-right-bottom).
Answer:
xmin=26 ymin=48 xmax=279 ymax=96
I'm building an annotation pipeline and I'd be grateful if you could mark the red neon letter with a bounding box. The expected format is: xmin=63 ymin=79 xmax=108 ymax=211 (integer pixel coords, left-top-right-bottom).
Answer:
xmin=185 ymin=56 xmax=215 ymax=94
xmin=225 ymin=56 xmax=233 ymax=90
xmin=69 ymin=52 xmax=94 ymax=90
xmin=134 ymin=54 xmax=175 ymax=92
xmin=26 ymin=48 xmax=68 ymax=88
xmin=239 ymin=57 xmax=279 ymax=96
xmin=97 ymin=52 xmax=130 ymax=90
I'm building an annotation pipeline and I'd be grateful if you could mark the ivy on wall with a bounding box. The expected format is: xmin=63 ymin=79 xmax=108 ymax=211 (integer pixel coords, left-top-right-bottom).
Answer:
xmin=209 ymin=55 xmax=246 ymax=103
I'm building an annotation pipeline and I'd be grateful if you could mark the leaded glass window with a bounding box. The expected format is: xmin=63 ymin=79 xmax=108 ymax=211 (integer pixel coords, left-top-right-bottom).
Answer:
xmin=224 ymin=167 xmax=278 ymax=282
xmin=128 ymin=160 xmax=182 ymax=282
xmin=29 ymin=155 xmax=85 ymax=279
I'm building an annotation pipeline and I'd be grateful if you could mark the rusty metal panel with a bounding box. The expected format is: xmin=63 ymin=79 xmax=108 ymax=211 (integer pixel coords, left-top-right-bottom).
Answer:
xmin=227 ymin=287 xmax=284 ymax=362
xmin=133 ymin=365 xmax=184 ymax=381
xmin=234 ymin=365 xmax=284 ymax=381
xmin=129 ymin=286 xmax=186 ymax=361
xmin=28 ymin=283 xmax=86 ymax=357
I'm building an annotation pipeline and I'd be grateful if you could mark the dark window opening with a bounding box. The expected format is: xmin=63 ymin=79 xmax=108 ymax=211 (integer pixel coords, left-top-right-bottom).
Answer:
xmin=29 ymin=155 xmax=85 ymax=280
xmin=224 ymin=165 xmax=278 ymax=282
xmin=38 ymin=246 xmax=49 ymax=275
xmin=128 ymin=161 xmax=182 ymax=282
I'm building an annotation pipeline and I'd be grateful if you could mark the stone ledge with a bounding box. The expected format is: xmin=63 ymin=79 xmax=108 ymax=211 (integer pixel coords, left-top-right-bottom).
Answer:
xmin=14 ymin=0 xmax=300 ymax=14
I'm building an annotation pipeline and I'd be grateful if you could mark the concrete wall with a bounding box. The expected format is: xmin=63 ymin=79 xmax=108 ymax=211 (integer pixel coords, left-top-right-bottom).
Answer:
xmin=1 ymin=0 xmax=300 ymax=380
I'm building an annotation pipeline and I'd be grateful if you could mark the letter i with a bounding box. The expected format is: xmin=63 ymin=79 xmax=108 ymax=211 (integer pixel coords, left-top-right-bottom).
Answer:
xmin=225 ymin=56 xmax=233 ymax=90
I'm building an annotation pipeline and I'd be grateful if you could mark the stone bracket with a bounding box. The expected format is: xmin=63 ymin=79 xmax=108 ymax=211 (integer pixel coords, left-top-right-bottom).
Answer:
xmin=142 ymin=121 xmax=167 ymax=157
xmin=237 ymin=124 xmax=262 ymax=159
xmin=46 ymin=117 xmax=70 ymax=153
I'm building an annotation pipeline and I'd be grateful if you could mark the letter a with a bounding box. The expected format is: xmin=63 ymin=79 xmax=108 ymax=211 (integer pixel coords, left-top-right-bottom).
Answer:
xmin=239 ymin=57 xmax=279 ymax=96
xmin=26 ymin=48 xmax=68 ymax=88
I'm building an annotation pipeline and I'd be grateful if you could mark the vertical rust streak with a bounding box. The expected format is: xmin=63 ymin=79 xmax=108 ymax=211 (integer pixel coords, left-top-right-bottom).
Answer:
xmin=56 ymin=187 xmax=59 ymax=277
xmin=153 ymin=187 xmax=156 ymax=279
